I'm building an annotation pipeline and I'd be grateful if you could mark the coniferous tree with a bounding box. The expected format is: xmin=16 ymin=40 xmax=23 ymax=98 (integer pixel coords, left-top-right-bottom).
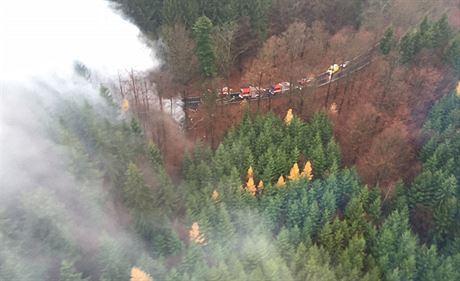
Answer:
xmin=400 ymin=33 xmax=417 ymax=64
xmin=380 ymin=27 xmax=395 ymax=55
xmin=276 ymin=227 xmax=294 ymax=262
xmin=285 ymin=108 xmax=294 ymax=125
xmin=108 ymin=0 xmax=164 ymax=34
xmin=319 ymin=189 xmax=337 ymax=227
xmin=60 ymin=260 xmax=88 ymax=281
xmin=261 ymin=153 xmax=277 ymax=184
xmin=432 ymin=15 xmax=451 ymax=49
xmin=123 ymin=163 xmax=157 ymax=239
xmin=247 ymin=166 xmax=254 ymax=179
xmin=276 ymin=175 xmax=286 ymax=187
xmin=246 ymin=176 xmax=257 ymax=196
xmin=368 ymin=194 xmax=382 ymax=225
xmin=444 ymin=38 xmax=460 ymax=75
xmin=302 ymin=245 xmax=337 ymax=281
xmin=130 ymin=267 xmax=154 ymax=281
xmin=124 ymin=162 xmax=149 ymax=209
xmin=375 ymin=209 xmax=417 ymax=281
xmin=432 ymin=175 xmax=458 ymax=244
xmin=189 ymin=222 xmax=206 ymax=244
xmin=287 ymin=163 xmax=300 ymax=181
xmin=257 ymin=180 xmax=264 ymax=192
xmin=98 ymin=237 xmax=130 ymax=281
xmin=305 ymin=200 xmax=321 ymax=238
xmin=147 ymin=143 xmax=163 ymax=167
xmin=131 ymin=118 xmax=143 ymax=136
xmin=311 ymin=133 xmax=327 ymax=177
xmin=211 ymin=190 xmax=220 ymax=202
xmin=336 ymin=235 xmax=366 ymax=281
xmin=192 ymin=16 xmax=217 ymax=78
xmin=418 ymin=16 xmax=433 ymax=48
xmin=302 ymin=161 xmax=314 ymax=181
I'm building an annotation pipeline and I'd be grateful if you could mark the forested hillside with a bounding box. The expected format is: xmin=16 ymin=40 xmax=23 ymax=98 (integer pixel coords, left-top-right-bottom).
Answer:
xmin=2 ymin=1 xmax=460 ymax=281
xmin=2 ymin=88 xmax=460 ymax=280
xmin=109 ymin=0 xmax=460 ymax=83
xmin=109 ymin=0 xmax=460 ymax=190
xmin=407 ymin=90 xmax=460 ymax=248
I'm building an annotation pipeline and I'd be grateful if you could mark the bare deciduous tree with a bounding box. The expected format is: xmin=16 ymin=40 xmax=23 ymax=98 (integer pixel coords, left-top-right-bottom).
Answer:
xmin=160 ymin=23 xmax=199 ymax=86
xmin=212 ymin=21 xmax=250 ymax=81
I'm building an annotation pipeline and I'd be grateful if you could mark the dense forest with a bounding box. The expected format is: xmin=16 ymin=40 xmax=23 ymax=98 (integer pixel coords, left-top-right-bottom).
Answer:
xmin=108 ymin=0 xmax=460 ymax=84
xmin=1 ymin=87 xmax=460 ymax=280
xmin=110 ymin=0 xmax=460 ymax=189
xmin=2 ymin=0 xmax=460 ymax=281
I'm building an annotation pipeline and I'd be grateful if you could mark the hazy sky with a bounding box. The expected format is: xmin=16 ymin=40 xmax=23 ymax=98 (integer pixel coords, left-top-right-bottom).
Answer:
xmin=0 ymin=0 xmax=163 ymax=197
xmin=0 ymin=0 xmax=158 ymax=81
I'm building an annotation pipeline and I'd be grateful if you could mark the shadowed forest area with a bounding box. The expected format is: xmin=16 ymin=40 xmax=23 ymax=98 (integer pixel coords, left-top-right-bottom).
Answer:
xmin=2 ymin=0 xmax=460 ymax=281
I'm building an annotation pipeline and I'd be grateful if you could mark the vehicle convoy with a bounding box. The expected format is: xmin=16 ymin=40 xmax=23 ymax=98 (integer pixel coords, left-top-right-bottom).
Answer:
xmin=270 ymin=82 xmax=290 ymax=95
xmin=185 ymin=59 xmax=352 ymax=106
xmin=326 ymin=61 xmax=349 ymax=80
xmin=240 ymin=86 xmax=264 ymax=99
xmin=327 ymin=64 xmax=340 ymax=79
xmin=298 ymin=76 xmax=314 ymax=85
xmin=341 ymin=61 xmax=350 ymax=68
xmin=220 ymin=87 xmax=231 ymax=96
xmin=229 ymin=92 xmax=242 ymax=101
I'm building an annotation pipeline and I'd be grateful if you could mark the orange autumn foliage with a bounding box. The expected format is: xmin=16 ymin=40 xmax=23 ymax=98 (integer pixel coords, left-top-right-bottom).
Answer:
xmin=456 ymin=81 xmax=460 ymax=97
xmin=130 ymin=267 xmax=153 ymax=281
xmin=302 ymin=161 xmax=313 ymax=181
xmin=211 ymin=190 xmax=220 ymax=201
xmin=189 ymin=222 xmax=206 ymax=244
xmin=276 ymin=175 xmax=286 ymax=187
xmin=288 ymin=163 xmax=301 ymax=181
xmin=247 ymin=166 xmax=254 ymax=178
xmin=285 ymin=108 xmax=293 ymax=125
xmin=246 ymin=176 xmax=257 ymax=196
xmin=258 ymin=180 xmax=264 ymax=190
xmin=122 ymin=98 xmax=129 ymax=112
xmin=330 ymin=102 xmax=338 ymax=113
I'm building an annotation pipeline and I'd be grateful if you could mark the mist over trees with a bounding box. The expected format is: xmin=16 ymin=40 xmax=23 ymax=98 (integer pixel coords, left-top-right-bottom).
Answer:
xmin=2 ymin=87 xmax=460 ymax=280
xmin=2 ymin=0 xmax=460 ymax=280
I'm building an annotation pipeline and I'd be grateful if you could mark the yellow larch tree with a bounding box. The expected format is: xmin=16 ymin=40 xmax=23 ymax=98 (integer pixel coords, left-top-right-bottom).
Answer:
xmin=301 ymin=161 xmax=313 ymax=181
xmin=122 ymin=98 xmax=129 ymax=112
xmin=456 ymin=81 xmax=460 ymax=97
xmin=288 ymin=163 xmax=301 ymax=181
xmin=330 ymin=102 xmax=338 ymax=114
xmin=258 ymin=180 xmax=264 ymax=190
xmin=276 ymin=175 xmax=286 ymax=187
xmin=247 ymin=166 xmax=254 ymax=179
xmin=130 ymin=267 xmax=153 ymax=281
xmin=285 ymin=108 xmax=294 ymax=125
xmin=247 ymin=176 xmax=257 ymax=196
xmin=189 ymin=222 xmax=206 ymax=244
xmin=211 ymin=190 xmax=220 ymax=202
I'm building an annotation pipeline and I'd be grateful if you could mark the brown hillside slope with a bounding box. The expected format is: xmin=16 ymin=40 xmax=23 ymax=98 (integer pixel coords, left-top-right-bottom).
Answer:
xmin=185 ymin=54 xmax=458 ymax=193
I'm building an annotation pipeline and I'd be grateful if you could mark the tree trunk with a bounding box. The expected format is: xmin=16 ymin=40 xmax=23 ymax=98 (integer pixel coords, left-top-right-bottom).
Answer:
xmin=257 ymin=72 xmax=263 ymax=112
xmin=325 ymin=79 xmax=333 ymax=109
xmin=338 ymin=75 xmax=351 ymax=115
xmin=181 ymin=89 xmax=188 ymax=130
